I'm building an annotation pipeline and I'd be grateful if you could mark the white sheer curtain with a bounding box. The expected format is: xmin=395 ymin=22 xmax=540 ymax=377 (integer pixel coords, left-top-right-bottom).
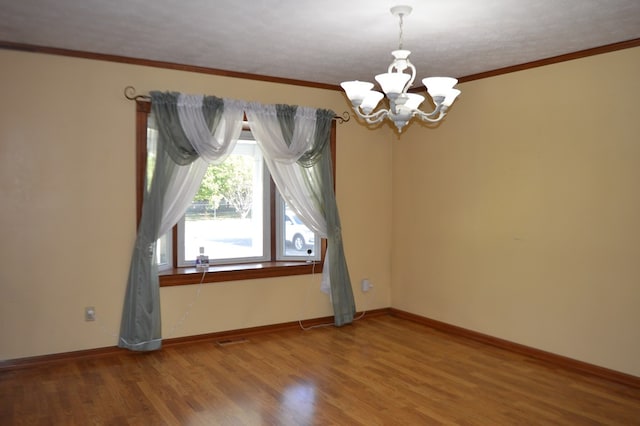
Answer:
xmin=244 ymin=103 xmax=332 ymax=287
xmin=159 ymin=158 xmax=209 ymax=237
xmin=179 ymin=96 xmax=245 ymax=163
xmin=245 ymin=102 xmax=355 ymax=325
xmin=159 ymin=96 xmax=244 ymax=234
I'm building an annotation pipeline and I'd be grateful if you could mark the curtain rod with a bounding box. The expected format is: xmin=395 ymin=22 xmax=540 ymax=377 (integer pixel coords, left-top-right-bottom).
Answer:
xmin=124 ymin=86 xmax=350 ymax=123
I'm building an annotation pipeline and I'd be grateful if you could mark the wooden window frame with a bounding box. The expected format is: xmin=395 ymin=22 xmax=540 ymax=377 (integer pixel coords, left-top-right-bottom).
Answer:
xmin=135 ymin=100 xmax=335 ymax=287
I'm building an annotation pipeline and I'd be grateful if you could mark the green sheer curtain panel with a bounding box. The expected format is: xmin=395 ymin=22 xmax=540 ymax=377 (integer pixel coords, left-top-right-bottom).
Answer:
xmin=314 ymin=109 xmax=355 ymax=326
xmin=276 ymin=105 xmax=356 ymax=326
xmin=119 ymin=92 xmax=224 ymax=351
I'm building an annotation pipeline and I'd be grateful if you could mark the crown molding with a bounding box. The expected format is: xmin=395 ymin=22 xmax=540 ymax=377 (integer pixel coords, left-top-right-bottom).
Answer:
xmin=3 ymin=38 xmax=639 ymax=90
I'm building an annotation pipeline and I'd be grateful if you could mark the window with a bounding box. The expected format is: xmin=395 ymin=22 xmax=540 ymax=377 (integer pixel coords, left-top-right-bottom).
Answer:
xmin=175 ymin=135 xmax=321 ymax=266
xmin=135 ymin=101 xmax=335 ymax=286
xmin=177 ymin=137 xmax=269 ymax=266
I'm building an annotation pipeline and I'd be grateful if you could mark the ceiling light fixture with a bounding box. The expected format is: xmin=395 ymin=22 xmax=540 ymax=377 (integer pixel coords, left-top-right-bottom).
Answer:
xmin=340 ymin=5 xmax=461 ymax=133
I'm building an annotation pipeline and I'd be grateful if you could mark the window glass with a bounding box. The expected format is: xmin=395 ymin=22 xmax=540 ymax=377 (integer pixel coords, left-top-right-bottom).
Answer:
xmin=178 ymin=138 xmax=269 ymax=266
xmin=278 ymin=199 xmax=321 ymax=261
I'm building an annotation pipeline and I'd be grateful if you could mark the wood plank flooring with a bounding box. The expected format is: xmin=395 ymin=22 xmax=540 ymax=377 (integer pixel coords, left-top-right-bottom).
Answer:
xmin=1 ymin=315 xmax=639 ymax=425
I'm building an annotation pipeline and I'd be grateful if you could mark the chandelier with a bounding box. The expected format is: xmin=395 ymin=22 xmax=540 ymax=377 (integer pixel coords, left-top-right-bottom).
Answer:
xmin=340 ymin=5 xmax=461 ymax=133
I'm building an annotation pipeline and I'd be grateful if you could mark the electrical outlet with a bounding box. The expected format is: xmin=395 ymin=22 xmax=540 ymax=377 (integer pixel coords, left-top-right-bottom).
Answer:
xmin=361 ymin=279 xmax=373 ymax=292
xmin=85 ymin=306 xmax=96 ymax=321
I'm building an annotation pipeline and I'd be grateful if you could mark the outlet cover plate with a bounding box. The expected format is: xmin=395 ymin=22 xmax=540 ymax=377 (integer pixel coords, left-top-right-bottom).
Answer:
xmin=85 ymin=307 xmax=96 ymax=321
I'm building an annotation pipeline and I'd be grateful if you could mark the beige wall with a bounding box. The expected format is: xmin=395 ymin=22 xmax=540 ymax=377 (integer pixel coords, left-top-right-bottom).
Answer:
xmin=0 ymin=50 xmax=393 ymax=360
xmin=2 ymin=46 xmax=639 ymax=378
xmin=392 ymin=47 xmax=640 ymax=376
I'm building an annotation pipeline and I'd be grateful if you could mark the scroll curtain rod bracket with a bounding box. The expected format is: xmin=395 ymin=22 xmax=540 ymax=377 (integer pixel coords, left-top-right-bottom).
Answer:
xmin=335 ymin=111 xmax=351 ymax=124
xmin=124 ymin=86 xmax=150 ymax=101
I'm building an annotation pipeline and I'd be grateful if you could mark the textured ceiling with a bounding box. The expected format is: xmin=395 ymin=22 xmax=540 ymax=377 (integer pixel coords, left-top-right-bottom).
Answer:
xmin=1 ymin=0 xmax=639 ymax=87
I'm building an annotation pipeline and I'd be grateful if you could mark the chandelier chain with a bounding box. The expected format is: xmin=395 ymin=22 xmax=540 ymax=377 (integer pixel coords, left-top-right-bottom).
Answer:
xmin=398 ymin=13 xmax=405 ymax=49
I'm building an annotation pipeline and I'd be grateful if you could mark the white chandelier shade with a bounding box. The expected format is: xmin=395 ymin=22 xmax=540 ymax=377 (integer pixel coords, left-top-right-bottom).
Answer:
xmin=340 ymin=5 xmax=461 ymax=133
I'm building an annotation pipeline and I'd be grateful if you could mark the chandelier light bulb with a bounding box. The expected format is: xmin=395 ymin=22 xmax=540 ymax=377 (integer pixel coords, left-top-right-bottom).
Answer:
xmin=340 ymin=5 xmax=461 ymax=133
xmin=375 ymin=72 xmax=411 ymax=98
xmin=360 ymin=91 xmax=385 ymax=114
xmin=443 ymin=89 xmax=462 ymax=107
xmin=340 ymin=81 xmax=374 ymax=107
xmin=404 ymin=93 xmax=426 ymax=110
xmin=422 ymin=77 xmax=459 ymax=98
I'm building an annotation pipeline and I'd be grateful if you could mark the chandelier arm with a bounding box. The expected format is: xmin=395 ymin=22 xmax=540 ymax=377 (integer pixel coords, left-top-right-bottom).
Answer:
xmin=417 ymin=104 xmax=445 ymax=119
xmin=353 ymin=107 xmax=389 ymax=125
xmin=403 ymin=61 xmax=416 ymax=92
xmin=414 ymin=108 xmax=447 ymax=123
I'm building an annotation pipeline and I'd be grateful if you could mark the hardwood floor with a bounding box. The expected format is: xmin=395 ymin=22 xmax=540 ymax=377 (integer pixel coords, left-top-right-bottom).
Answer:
xmin=1 ymin=315 xmax=639 ymax=425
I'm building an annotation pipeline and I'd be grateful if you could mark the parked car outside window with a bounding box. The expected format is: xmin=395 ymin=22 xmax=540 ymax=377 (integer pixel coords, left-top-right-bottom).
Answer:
xmin=284 ymin=211 xmax=315 ymax=252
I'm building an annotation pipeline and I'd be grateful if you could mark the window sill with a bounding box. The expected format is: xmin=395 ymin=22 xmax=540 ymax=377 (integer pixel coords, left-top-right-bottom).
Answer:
xmin=159 ymin=261 xmax=324 ymax=287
